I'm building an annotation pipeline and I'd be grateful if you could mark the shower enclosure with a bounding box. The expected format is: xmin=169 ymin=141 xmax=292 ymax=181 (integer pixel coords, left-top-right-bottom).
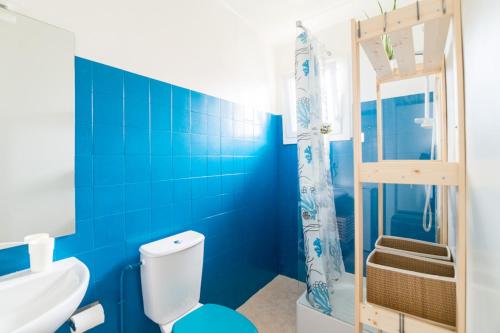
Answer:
xmin=294 ymin=17 xmax=453 ymax=333
xmin=296 ymin=86 xmax=442 ymax=332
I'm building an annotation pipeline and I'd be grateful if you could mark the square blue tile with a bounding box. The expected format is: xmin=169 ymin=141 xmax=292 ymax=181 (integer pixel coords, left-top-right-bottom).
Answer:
xmin=191 ymin=134 xmax=207 ymax=156
xmin=93 ymin=185 xmax=124 ymax=218
xmin=233 ymin=174 xmax=245 ymax=191
xmin=191 ymin=177 xmax=207 ymax=199
xmin=173 ymin=157 xmax=190 ymax=178
xmin=76 ymin=186 xmax=93 ymax=221
xmin=221 ymin=175 xmax=234 ymax=194
xmin=151 ymin=130 xmax=172 ymax=155
xmin=125 ymin=209 xmax=151 ymax=241
xmin=221 ymin=118 xmax=233 ymax=137
xmin=207 ymin=135 xmax=220 ymax=155
xmin=232 ymin=139 xmax=247 ymax=156
xmin=151 ymin=181 xmax=173 ymax=207
xmin=172 ymin=85 xmax=190 ymax=111
xmin=233 ymin=121 xmax=244 ymax=138
xmin=94 ymin=124 xmax=124 ymax=155
xmin=125 ymin=182 xmax=151 ymax=212
xmin=220 ymin=137 xmax=233 ymax=155
xmin=94 ymin=213 xmax=125 ymax=248
xmin=172 ymin=108 xmax=191 ymax=133
xmin=172 ymin=132 xmax=190 ymax=156
xmin=93 ymin=62 xmax=123 ymax=95
xmin=76 ymin=123 xmax=93 ymax=156
xmin=92 ymin=243 xmax=126 ymax=283
xmin=222 ymin=193 xmax=235 ymax=212
xmin=125 ymin=155 xmax=150 ymax=183
xmin=75 ymin=58 xmax=92 ymax=126
xmin=151 ymin=79 xmax=172 ymax=131
xmin=233 ymin=157 xmax=245 ymax=173
xmin=206 ymin=176 xmax=221 ymax=196
xmin=151 ymin=204 xmax=172 ymax=237
xmin=173 ymin=200 xmax=192 ymax=228
xmin=93 ymin=91 xmax=123 ymax=126
xmin=75 ymin=155 xmax=93 ymax=188
xmin=151 ymin=155 xmax=172 ymax=181
xmin=191 ymin=156 xmax=207 ymax=177
xmin=207 ymin=157 xmax=221 ymax=176
xmin=173 ymin=179 xmax=191 ymax=203
xmin=192 ymin=112 xmax=208 ymax=135
xmin=220 ymin=100 xmax=232 ymax=119
xmin=207 ymin=116 xmax=220 ymax=136
xmin=221 ymin=156 xmax=234 ymax=174
xmin=124 ymin=72 xmax=149 ymax=129
xmin=206 ymin=96 xmax=220 ymax=117
xmin=93 ymin=155 xmax=124 ymax=186
xmin=191 ymin=91 xmax=207 ymax=113
xmin=125 ymin=126 xmax=150 ymax=155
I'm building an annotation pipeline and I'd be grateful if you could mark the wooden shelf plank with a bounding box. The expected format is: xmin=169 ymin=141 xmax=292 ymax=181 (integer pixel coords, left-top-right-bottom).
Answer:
xmin=361 ymin=37 xmax=392 ymax=79
xmin=389 ymin=28 xmax=416 ymax=74
xmin=361 ymin=303 xmax=456 ymax=333
xmin=424 ymin=16 xmax=451 ymax=70
xmin=378 ymin=63 xmax=441 ymax=84
xmin=360 ymin=161 xmax=459 ymax=185
xmin=358 ymin=0 xmax=453 ymax=42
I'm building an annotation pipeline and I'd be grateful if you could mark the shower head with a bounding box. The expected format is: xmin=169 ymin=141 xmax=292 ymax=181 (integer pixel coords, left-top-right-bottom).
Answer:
xmin=414 ymin=117 xmax=433 ymax=128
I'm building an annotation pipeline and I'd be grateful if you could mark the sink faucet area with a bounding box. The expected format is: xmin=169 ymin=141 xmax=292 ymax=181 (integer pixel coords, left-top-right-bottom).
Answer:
xmin=0 ymin=258 xmax=89 ymax=333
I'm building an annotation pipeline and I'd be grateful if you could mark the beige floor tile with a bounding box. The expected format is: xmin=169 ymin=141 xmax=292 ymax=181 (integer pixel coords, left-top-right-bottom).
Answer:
xmin=238 ymin=275 xmax=306 ymax=333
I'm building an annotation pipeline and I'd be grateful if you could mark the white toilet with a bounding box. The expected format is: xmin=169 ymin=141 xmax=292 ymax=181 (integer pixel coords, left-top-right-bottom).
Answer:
xmin=139 ymin=230 xmax=258 ymax=333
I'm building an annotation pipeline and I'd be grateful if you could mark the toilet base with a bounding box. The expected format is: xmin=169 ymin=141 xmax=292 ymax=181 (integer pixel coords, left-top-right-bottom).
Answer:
xmin=159 ymin=303 xmax=203 ymax=333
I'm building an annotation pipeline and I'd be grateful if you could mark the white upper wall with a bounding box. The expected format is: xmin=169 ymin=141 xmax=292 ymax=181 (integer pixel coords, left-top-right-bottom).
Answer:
xmin=6 ymin=0 xmax=276 ymax=112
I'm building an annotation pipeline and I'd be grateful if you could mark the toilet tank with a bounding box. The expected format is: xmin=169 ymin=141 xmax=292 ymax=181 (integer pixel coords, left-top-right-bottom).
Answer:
xmin=140 ymin=231 xmax=205 ymax=325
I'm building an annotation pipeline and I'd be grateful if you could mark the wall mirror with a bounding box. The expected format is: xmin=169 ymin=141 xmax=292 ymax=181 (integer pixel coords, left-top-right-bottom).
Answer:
xmin=0 ymin=7 xmax=75 ymax=247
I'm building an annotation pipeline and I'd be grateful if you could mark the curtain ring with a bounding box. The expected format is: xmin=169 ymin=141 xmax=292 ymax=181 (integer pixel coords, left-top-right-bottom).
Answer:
xmin=416 ymin=1 xmax=420 ymax=21
xmin=442 ymin=0 xmax=447 ymax=14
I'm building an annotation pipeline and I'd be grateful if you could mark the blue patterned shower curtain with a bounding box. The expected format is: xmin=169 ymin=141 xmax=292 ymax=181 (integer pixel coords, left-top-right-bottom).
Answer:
xmin=295 ymin=26 xmax=345 ymax=315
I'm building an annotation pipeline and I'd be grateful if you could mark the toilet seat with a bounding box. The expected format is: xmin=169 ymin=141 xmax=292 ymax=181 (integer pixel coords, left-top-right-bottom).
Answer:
xmin=172 ymin=304 xmax=258 ymax=333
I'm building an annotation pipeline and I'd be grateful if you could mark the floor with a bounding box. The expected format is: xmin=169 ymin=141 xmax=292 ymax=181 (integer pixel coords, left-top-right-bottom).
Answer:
xmin=238 ymin=275 xmax=306 ymax=333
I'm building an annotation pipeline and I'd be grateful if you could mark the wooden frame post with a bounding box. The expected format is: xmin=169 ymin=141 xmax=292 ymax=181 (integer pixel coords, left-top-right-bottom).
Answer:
xmin=439 ymin=61 xmax=449 ymax=245
xmin=377 ymin=83 xmax=384 ymax=238
xmin=351 ymin=18 xmax=364 ymax=333
xmin=452 ymin=0 xmax=467 ymax=331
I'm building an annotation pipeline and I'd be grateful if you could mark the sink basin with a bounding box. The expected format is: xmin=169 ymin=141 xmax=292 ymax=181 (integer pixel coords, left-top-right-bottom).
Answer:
xmin=0 ymin=257 xmax=89 ymax=333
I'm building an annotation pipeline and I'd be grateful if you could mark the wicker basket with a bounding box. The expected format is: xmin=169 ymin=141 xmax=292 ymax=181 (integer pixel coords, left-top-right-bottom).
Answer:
xmin=367 ymin=249 xmax=456 ymax=327
xmin=375 ymin=235 xmax=452 ymax=261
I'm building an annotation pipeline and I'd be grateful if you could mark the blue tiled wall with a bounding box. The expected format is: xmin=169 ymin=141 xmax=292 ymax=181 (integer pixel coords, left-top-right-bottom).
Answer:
xmin=0 ymin=57 xmax=280 ymax=333
xmin=278 ymin=94 xmax=437 ymax=280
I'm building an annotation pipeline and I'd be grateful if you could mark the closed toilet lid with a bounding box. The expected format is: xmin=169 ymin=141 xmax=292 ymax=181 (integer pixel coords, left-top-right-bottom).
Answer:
xmin=172 ymin=304 xmax=258 ymax=333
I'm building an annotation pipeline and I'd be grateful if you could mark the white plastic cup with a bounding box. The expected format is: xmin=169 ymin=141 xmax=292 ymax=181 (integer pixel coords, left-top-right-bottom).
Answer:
xmin=24 ymin=233 xmax=54 ymax=272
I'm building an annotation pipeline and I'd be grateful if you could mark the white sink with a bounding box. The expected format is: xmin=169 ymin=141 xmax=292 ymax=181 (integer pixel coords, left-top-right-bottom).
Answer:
xmin=0 ymin=257 xmax=89 ymax=333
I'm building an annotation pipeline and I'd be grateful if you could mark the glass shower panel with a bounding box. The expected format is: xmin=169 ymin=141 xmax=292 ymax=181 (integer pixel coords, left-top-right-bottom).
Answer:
xmin=380 ymin=76 xmax=439 ymax=162
xmin=384 ymin=184 xmax=438 ymax=243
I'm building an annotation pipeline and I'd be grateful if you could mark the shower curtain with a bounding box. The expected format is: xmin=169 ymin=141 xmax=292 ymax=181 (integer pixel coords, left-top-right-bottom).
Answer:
xmin=295 ymin=26 xmax=345 ymax=315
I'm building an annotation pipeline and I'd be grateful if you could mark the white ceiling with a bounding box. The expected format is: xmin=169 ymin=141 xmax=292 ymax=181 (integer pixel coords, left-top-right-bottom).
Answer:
xmin=219 ymin=0 xmax=353 ymax=44
xmin=219 ymin=0 xmax=416 ymax=46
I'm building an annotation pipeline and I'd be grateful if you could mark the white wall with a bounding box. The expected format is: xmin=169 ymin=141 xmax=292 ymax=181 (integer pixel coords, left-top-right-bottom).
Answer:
xmin=462 ymin=0 xmax=500 ymax=331
xmin=6 ymin=0 xmax=275 ymax=111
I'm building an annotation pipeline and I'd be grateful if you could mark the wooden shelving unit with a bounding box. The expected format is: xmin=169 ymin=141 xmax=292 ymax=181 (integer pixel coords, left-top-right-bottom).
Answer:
xmin=350 ymin=0 xmax=466 ymax=332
